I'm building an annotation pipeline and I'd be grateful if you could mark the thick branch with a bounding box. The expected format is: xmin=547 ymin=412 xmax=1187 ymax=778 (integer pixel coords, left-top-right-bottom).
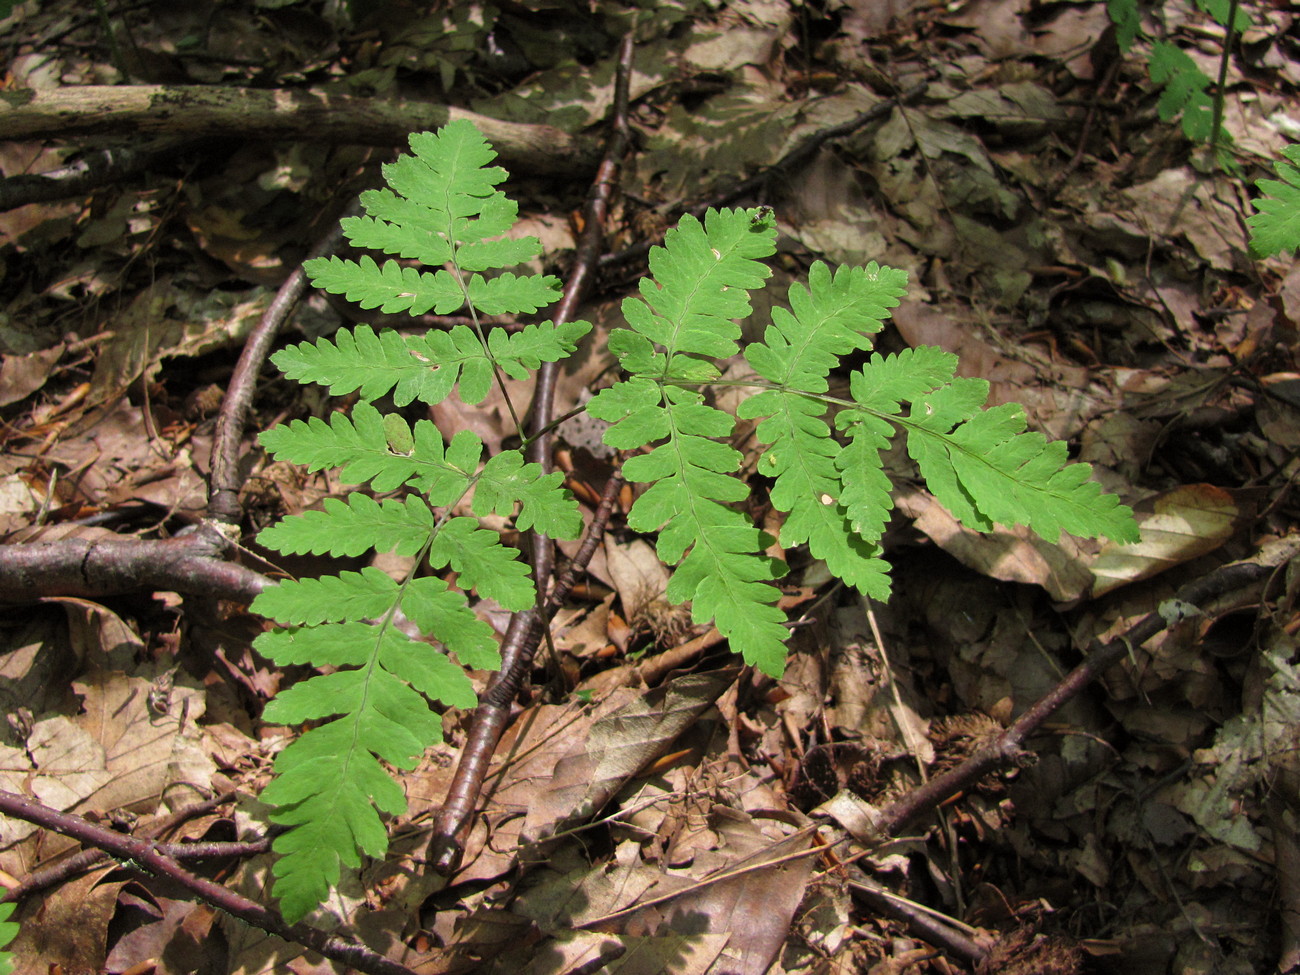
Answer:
xmin=0 ymin=525 xmax=267 ymax=604
xmin=0 ymin=86 xmax=598 ymax=176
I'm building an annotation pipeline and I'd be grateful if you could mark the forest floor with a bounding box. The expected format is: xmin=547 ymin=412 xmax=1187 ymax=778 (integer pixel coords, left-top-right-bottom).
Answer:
xmin=0 ymin=1 xmax=1298 ymax=973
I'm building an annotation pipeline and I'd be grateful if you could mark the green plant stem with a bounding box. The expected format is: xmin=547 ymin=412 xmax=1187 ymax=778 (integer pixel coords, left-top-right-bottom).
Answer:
xmin=1209 ymin=0 xmax=1239 ymax=152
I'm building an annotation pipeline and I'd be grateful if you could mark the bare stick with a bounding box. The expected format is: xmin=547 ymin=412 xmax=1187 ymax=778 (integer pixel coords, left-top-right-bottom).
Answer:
xmin=874 ymin=557 xmax=1277 ymax=837
xmin=426 ymin=35 xmax=638 ymax=875
xmin=0 ymin=86 xmax=597 ymax=176
xmin=0 ymin=790 xmax=418 ymax=975
xmin=0 ymin=526 xmax=267 ymax=603
xmin=208 ymin=204 xmax=355 ymax=526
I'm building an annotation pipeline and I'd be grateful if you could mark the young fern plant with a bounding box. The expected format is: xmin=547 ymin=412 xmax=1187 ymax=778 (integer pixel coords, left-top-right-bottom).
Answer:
xmin=252 ymin=120 xmax=1138 ymax=921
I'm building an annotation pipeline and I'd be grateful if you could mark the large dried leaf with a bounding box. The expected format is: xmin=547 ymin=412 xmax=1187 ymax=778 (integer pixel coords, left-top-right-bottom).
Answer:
xmin=1090 ymin=484 xmax=1243 ymax=596
xmin=520 ymin=670 xmax=735 ymax=846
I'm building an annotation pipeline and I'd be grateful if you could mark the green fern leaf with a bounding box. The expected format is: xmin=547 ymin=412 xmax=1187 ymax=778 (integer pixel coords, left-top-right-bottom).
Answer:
xmin=901 ymin=384 xmax=1140 ymax=543
xmin=258 ymin=494 xmax=435 ymax=558
xmin=832 ymin=347 xmax=960 ymax=543
xmin=592 ymin=208 xmax=792 ymax=675
xmin=0 ymin=900 xmax=16 ymax=975
xmin=1106 ymin=0 xmax=1141 ymax=50
xmin=475 ymin=449 xmax=582 ymax=538
xmin=1248 ymin=144 xmax=1300 ymax=258
xmin=1148 ymin=42 xmax=1218 ymax=143
xmin=429 ymin=516 xmax=535 ymax=613
xmin=251 ymin=567 xmax=400 ymax=626
xmin=273 ymin=320 xmax=590 ymax=408
xmin=262 ymin=712 xmax=428 ymax=923
xmin=399 ymin=576 xmax=500 ymax=674
xmin=260 ymin=402 xmax=482 ymax=500
xmin=739 ymin=261 xmax=908 ymax=599
xmin=271 ymin=325 xmax=458 ymax=406
xmin=306 ymin=255 xmax=465 ymax=316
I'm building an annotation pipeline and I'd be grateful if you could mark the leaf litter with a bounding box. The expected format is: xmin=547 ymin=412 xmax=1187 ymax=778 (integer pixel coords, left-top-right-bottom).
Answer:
xmin=0 ymin=0 xmax=1297 ymax=973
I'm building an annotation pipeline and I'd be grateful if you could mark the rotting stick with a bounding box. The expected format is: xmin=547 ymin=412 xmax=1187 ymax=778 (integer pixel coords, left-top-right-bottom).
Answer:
xmin=427 ymin=37 xmax=638 ymax=874
xmin=0 ymin=790 xmax=419 ymax=975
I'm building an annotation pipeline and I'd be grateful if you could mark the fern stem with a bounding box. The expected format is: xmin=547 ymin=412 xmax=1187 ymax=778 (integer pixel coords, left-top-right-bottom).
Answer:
xmin=1208 ymin=0 xmax=1239 ymax=154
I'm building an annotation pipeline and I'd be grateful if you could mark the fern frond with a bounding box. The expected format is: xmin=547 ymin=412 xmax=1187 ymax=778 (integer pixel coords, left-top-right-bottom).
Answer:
xmin=252 ymin=596 xmax=483 ymax=920
xmin=898 ymin=382 xmax=1140 ymax=543
xmin=1148 ymin=42 xmax=1218 ymax=143
xmin=253 ymin=118 xmax=586 ymax=920
xmin=474 ymin=449 xmax=582 ymax=538
xmin=307 ymin=255 xmax=467 ymax=316
xmin=592 ymin=208 xmax=791 ymax=675
xmin=1106 ymin=0 xmax=1141 ymax=51
xmin=252 ymin=567 xmax=404 ymax=626
xmin=429 ymin=516 xmax=535 ymax=613
xmin=259 ymin=401 xmax=479 ymax=497
xmin=1248 ymin=143 xmax=1300 ymax=258
xmin=258 ymin=493 xmax=434 ymax=558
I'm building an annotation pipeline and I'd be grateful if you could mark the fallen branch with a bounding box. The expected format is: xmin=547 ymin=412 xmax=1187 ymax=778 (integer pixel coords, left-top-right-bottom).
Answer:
xmin=0 ymin=86 xmax=598 ymax=176
xmin=0 ymin=525 xmax=267 ymax=604
xmin=208 ymin=202 xmax=357 ymax=526
xmin=0 ymin=140 xmax=183 ymax=211
xmin=0 ymin=789 xmax=419 ymax=975
xmin=874 ymin=543 xmax=1295 ymax=837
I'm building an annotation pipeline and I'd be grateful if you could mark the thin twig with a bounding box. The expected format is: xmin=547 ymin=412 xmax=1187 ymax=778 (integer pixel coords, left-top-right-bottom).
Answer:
xmin=849 ymin=873 xmax=989 ymax=965
xmin=0 ymin=790 xmax=418 ymax=975
xmin=2 ymin=790 xmax=239 ymax=901
xmin=426 ymin=34 xmax=638 ymax=875
xmin=874 ymin=555 xmax=1281 ymax=837
xmin=208 ymin=203 xmax=357 ymax=526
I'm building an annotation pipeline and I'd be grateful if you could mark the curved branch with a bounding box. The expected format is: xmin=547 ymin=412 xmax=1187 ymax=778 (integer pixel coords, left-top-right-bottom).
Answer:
xmin=0 ymin=789 xmax=417 ymax=975
xmin=0 ymin=525 xmax=267 ymax=604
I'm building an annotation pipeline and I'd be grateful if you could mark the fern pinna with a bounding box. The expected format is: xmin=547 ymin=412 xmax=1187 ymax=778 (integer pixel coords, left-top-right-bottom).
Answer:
xmin=590 ymin=211 xmax=1138 ymax=675
xmin=251 ymin=120 xmax=586 ymax=922
xmin=253 ymin=119 xmax=1138 ymax=921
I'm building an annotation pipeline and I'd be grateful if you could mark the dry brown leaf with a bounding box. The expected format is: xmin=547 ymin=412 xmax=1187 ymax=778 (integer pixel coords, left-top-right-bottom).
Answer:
xmin=895 ymin=487 xmax=1095 ymax=601
xmin=7 ymin=867 xmax=126 ymax=975
xmin=1090 ymin=484 xmax=1242 ymax=596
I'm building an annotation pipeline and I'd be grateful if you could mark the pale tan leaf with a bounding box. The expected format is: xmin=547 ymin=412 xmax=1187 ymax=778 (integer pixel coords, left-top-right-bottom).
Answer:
xmin=1090 ymin=484 xmax=1242 ymax=597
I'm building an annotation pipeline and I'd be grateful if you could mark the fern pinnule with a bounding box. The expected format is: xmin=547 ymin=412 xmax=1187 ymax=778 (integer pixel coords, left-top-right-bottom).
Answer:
xmin=1248 ymin=143 xmax=1300 ymax=258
